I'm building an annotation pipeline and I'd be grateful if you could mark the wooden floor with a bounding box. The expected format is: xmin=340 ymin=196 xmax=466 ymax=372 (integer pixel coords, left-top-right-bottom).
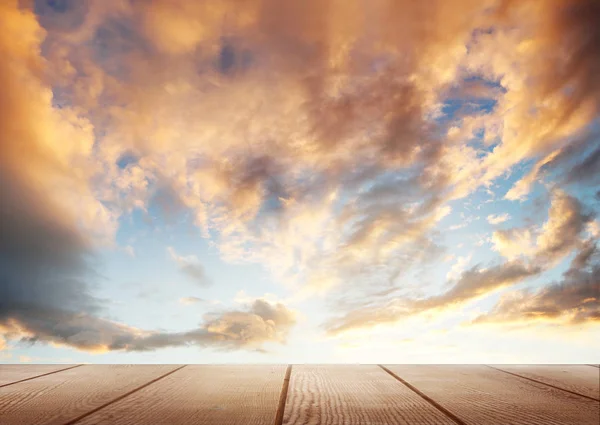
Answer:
xmin=0 ymin=365 xmax=598 ymax=425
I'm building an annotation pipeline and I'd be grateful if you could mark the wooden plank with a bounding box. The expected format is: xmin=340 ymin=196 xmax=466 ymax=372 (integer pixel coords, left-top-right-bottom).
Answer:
xmin=0 ymin=364 xmax=79 ymax=387
xmin=283 ymin=365 xmax=457 ymax=425
xmin=76 ymin=365 xmax=287 ymax=425
xmin=489 ymin=365 xmax=599 ymax=400
xmin=384 ymin=365 xmax=600 ymax=425
xmin=0 ymin=364 xmax=180 ymax=425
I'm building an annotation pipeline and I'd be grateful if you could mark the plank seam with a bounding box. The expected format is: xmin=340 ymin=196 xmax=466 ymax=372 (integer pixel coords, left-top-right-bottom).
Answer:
xmin=273 ymin=364 xmax=292 ymax=425
xmin=0 ymin=364 xmax=84 ymax=388
xmin=378 ymin=365 xmax=467 ymax=425
xmin=485 ymin=365 xmax=600 ymax=402
xmin=61 ymin=364 xmax=187 ymax=425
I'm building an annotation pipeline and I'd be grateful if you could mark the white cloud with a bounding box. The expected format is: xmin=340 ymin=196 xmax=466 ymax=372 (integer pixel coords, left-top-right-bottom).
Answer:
xmin=446 ymin=254 xmax=473 ymax=281
xmin=487 ymin=213 xmax=511 ymax=225
xmin=179 ymin=296 xmax=205 ymax=305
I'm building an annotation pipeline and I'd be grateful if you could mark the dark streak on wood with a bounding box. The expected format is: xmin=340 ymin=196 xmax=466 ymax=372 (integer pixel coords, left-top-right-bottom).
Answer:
xmin=273 ymin=365 xmax=292 ymax=425
xmin=379 ymin=365 xmax=468 ymax=425
xmin=0 ymin=364 xmax=83 ymax=389
xmin=486 ymin=365 xmax=600 ymax=402
xmin=63 ymin=365 xmax=187 ymax=425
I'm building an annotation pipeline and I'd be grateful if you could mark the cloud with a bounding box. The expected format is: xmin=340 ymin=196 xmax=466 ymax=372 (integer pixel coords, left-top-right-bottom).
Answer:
xmin=325 ymin=190 xmax=596 ymax=336
xmin=535 ymin=191 xmax=594 ymax=263
xmin=3 ymin=0 xmax=600 ymax=353
xmin=167 ymin=247 xmax=211 ymax=286
xmin=446 ymin=254 xmax=473 ymax=281
xmin=472 ymin=242 xmax=600 ymax=325
xmin=487 ymin=213 xmax=511 ymax=225
xmin=325 ymin=260 xmax=540 ymax=336
xmin=122 ymin=245 xmax=136 ymax=258
xmin=0 ymin=2 xmax=291 ymax=354
xmin=0 ymin=298 xmax=296 ymax=352
xmin=19 ymin=0 xmax=598 ymax=302
xmin=179 ymin=296 xmax=205 ymax=305
xmin=492 ymin=190 xmax=593 ymax=264
xmin=109 ymin=298 xmax=297 ymax=352
xmin=505 ymin=150 xmax=563 ymax=201
xmin=491 ymin=227 xmax=537 ymax=261
xmin=564 ymin=144 xmax=600 ymax=187
xmin=505 ymin=128 xmax=600 ymax=201
xmin=0 ymin=0 xmax=108 ymax=352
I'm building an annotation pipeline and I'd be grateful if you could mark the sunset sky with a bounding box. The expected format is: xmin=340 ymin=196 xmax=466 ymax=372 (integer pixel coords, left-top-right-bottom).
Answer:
xmin=1 ymin=0 xmax=599 ymax=364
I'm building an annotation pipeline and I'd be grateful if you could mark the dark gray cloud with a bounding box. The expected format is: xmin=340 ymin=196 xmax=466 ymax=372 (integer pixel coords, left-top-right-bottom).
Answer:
xmin=0 ymin=166 xmax=101 ymax=331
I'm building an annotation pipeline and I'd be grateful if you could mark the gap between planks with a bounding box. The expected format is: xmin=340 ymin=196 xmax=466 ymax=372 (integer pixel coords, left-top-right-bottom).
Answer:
xmin=273 ymin=365 xmax=292 ymax=425
xmin=0 ymin=364 xmax=84 ymax=389
xmin=378 ymin=365 xmax=467 ymax=425
xmin=61 ymin=365 xmax=187 ymax=425
xmin=485 ymin=365 xmax=600 ymax=402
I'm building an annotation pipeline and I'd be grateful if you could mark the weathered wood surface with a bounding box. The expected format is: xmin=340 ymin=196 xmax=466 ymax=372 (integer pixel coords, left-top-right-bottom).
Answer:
xmin=0 ymin=364 xmax=598 ymax=425
xmin=0 ymin=365 xmax=180 ymax=425
xmin=283 ymin=365 xmax=456 ymax=425
xmin=384 ymin=365 xmax=600 ymax=425
xmin=490 ymin=365 xmax=599 ymax=400
xmin=77 ymin=365 xmax=287 ymax=425
xmin=0 ymin=364 xmax=79 ymax=387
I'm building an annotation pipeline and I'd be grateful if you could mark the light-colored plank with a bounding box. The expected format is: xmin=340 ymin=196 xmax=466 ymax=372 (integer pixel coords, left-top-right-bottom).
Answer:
xmin=0 ymin=364 xmax=78 ymax=386
xmin=490 ymin=365 xmax=599 ymax=400
xmin=385 ymin=365 xmax=599 ymax=425
xmin=77 ymin=365 xmax=287 ymax=425
xmin=283 ymin=365 xmax=456 ymax=425
xmin=0 ymin=364 xmax=180 ymax=425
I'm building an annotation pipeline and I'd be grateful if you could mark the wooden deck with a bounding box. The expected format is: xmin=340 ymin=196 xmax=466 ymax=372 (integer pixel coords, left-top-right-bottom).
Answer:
xmin=0 ymin=365 xmax=597 ymax=425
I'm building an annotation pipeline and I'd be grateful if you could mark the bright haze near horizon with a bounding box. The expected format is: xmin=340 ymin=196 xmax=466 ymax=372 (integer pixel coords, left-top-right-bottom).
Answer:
xmin=1 ymin=0 xmax=599 ymax=364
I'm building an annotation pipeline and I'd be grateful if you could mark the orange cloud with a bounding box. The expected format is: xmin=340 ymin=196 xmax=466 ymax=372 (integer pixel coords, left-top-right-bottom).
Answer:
xmin=492 ymin=190 xmax=594 ymax=265
xmin=2 ymin=0 xmax=600 ymax=352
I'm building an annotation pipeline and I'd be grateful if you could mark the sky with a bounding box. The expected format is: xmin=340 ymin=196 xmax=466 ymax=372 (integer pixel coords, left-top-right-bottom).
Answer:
xmin=0 ymin=0 xmax=599 ymax=364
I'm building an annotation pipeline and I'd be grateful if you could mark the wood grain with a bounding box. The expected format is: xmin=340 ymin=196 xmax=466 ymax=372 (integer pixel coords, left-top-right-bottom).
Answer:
xmin=384 ymin=365 xmax=599 ymax=425
xmin=0 ymin=364 xmax=180 ymax=425
xmin=283 ymin=365 xmax=457 ymax=425
xmin=76 ymin=365 xmax=287 ymax=425
xmin=489 ymin=365 xmax=599 ymax=400
xmin=0 ymin=364 xmax=79 ymax=387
